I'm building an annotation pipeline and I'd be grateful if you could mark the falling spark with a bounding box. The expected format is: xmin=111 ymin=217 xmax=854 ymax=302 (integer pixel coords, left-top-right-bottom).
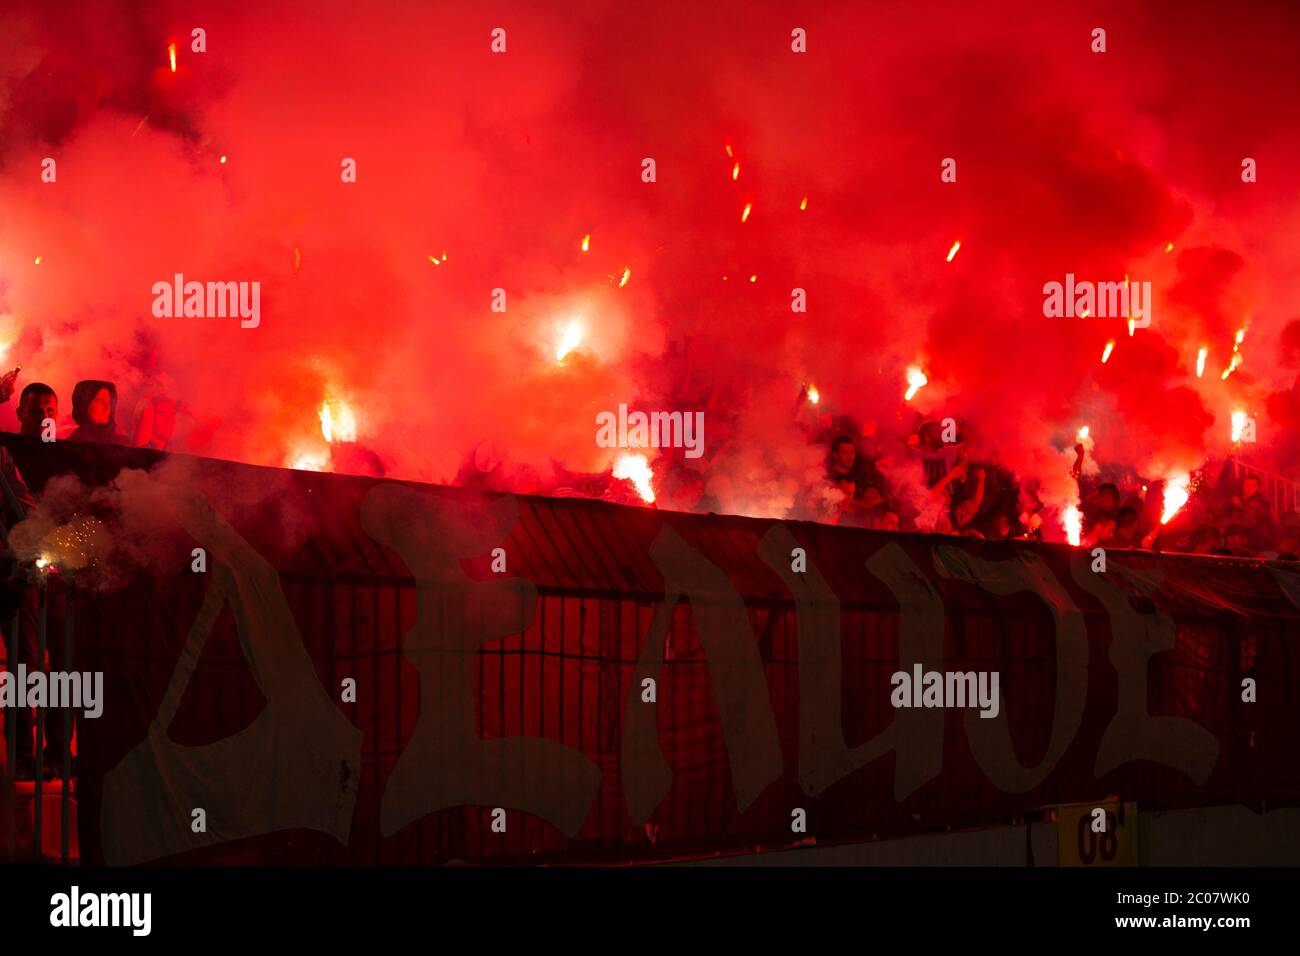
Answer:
xmin=741 ymin=202 xmax=752 ymax=223
xmin=732 ymin=161 xmax=740 ymax=181
xmin=1233 ymin=327 xmax=1245 ymax=351
xmin=33 ymin=256 xmax=42 ymax=265
xmin=799 ymin=196 xmax=808 ymax=211
xmin=1221 ymin=353 xmax=1242 ymax=380
xmin=749 ymin=274 xmax=757 ymax=283
xmin=1231 ymin=410 xmax=1248 ymax=443
xmin=1160 ymin=475 xmax=1190 ymax=525
xmin=946 ymin=240 xmax=961 ymax=262
xmin=619 ymin=267 xmax=631 ymax=287
xmin=1101 ymin=340 xmax=1115 ymax=363
xmin=1063 ymin=505 xmax=1082 ymax=547
xmin=581 ymin=233 xmax=590 ymax=252
xmin=427 ymin=254 xmax=441 ymax=266
xmin=556 ymin=320 xmax=583 ymax=363
xmin=168 ymin=43 xmax=177 ymax=73
xmin=1127 ymin=317 xmax=1136 ymax=337
xmin=904 ymin=366 xmax=928 ymax=401
xmin=807 ymin=384 xmax=820 ymax=405
xmin=219 ymin=155 xmax=227 ymax=164
xmin=1079 ymin=308 xmax=1090 ymax=319
xmin=1164 ymin=241 xmax=1174 ymax=253
xmin=1196 ymin=347 xmax=1207 ymax=378
xmin=613 ymin=453 xmax=656 ymax=503
xmin=724 ymin=144 xmax=734 ymax=158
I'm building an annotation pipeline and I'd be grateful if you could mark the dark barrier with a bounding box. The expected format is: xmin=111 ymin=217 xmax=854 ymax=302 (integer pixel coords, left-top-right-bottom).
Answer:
xmin=2 ymin=433 xmax=1298 ymax=866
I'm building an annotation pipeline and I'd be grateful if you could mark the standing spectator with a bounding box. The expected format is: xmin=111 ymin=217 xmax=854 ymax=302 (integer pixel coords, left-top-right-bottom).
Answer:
xmin=67 ymin=380 xmax=129 ymax=446
xmin=15 ymin=383 xmax=57 ymax=440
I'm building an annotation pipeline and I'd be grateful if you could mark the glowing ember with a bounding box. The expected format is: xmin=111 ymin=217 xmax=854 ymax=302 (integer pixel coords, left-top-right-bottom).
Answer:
xmin=1196 ymin=347 xmax=1207 ymax=378
xmin=799 ymin=196 xmax=808 ymax=211
xmin=219 ymin=155 xmax=227 ymax=164
xmin=741 ymin=202 xmax=752 ymax=223
xmin=1063 ymin=505 xmax=1082 ymax=547
xmin=580 ymin=233 xmax=590 ymax=252
xmin=1164 ymin=241 xmax=1174 ymax=253
xmin=556 ymin=320 xmax=583 ymax=363
xmin=613 ymin=453 xmax=655 ymax=503
xmin=1231 ymin=410 xmax=1248 ymax=442
xmin=904 ymin=366 xmax=928 ymax=401
xmin=1101 ymin=340 xmax=1115 ymax=363
xmin=33 ymin=256 xmax=42 ymax=265
xmin=946 ymin=240 xmax=961 ymax=262
xmin=1160 ymin=475 xmax=1190 ymax=525
xmin=1127 ymin=317 xmax=1136 ymax=337
xmin=1079 ymin=308 xmax=1090 ymax=318
xmin=732 ymin=161 xmax=740 ymax=181
xmin=168 ymin=43 xmax=177 ymax=73
xmin=724 ymin=144 xmax=733 ymax=157
xmin=427 ymin=254 xmax=441 ymax=266
xmin=319 ymin=399 xmax=357 ymax=443
xmin=807 ymin=384 xmax=820 ymax=405
xmin=749 ymin=274 xmax=757 ymax=283
xmin=619 ymin=267 xmax=631 ymax=287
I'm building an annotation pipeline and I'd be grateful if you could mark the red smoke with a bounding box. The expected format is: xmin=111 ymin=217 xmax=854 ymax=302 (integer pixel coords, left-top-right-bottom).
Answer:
xmin=2 ymin=0 xmax=1299 ymax=536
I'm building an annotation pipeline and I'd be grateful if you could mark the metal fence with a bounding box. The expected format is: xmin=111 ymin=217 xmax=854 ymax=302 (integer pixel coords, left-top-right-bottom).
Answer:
xmin=1 ymin=571 xmax=77 ymax=864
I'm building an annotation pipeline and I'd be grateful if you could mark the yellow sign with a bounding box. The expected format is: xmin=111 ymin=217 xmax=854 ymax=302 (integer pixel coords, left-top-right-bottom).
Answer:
xmin=1057 ymin=800 xmax=1138 ymax=866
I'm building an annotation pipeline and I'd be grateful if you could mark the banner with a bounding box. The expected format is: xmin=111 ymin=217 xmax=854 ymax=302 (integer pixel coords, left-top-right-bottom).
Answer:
xmin=4 ymin=435 xmax=1298 ymax=866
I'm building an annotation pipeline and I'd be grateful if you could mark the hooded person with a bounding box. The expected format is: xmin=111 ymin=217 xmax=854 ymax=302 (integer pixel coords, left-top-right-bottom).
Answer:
xmin=67 ymin=379 xmax=130 ymax=446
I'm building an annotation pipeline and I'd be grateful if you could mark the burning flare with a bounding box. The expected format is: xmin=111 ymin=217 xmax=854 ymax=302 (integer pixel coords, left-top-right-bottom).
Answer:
xmin=613 ymin=453 xmax=655 ymax=503
xmin=904 ymin=366 xmax=928 ymax=401
xmin=556 ymin=320 xmax=583 ymax=363
xmin=1063 ymin=505 xmax=1082 ymax=547
xmin=319 ymin=399 xmax=357 ymax=443
xmin=1231 ymin=410 xmax=1248 ymax=443
xmin=807 ymin=384 xmax=820 ymax=405
xmin=1196 ymin=347 xmax=1207 ymax=378
xmin=946 ymin=240 xmax=961 ymax=262
xmin=1160 ymin=474 xmax=1190 ymax=525
xmin=580 ymin=233 xmax=590 ymax=252
xmin=168 ymin=43 xmax=177 ymax=73
xmin=741 ymin=202 xmax=752 ymax=223
xmin=619 ymin=267 xmax=631 ymax=288
xmin=1101 ymin=340 xmax=1115 ymax=364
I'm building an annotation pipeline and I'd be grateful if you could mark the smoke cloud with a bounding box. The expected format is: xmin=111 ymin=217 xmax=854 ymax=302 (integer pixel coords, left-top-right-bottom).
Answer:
xmin=2 ymin=1 xmax=1299 ymax=538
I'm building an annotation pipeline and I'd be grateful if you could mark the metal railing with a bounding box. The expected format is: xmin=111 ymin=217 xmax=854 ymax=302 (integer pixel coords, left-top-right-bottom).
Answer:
xmin=0 ymin=464 xmax=77 ymax=864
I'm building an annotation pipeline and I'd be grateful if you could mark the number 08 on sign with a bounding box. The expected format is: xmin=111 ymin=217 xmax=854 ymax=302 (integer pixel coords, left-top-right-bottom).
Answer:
xmin=1057 ymin=800 xmax=1139 ymax=866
